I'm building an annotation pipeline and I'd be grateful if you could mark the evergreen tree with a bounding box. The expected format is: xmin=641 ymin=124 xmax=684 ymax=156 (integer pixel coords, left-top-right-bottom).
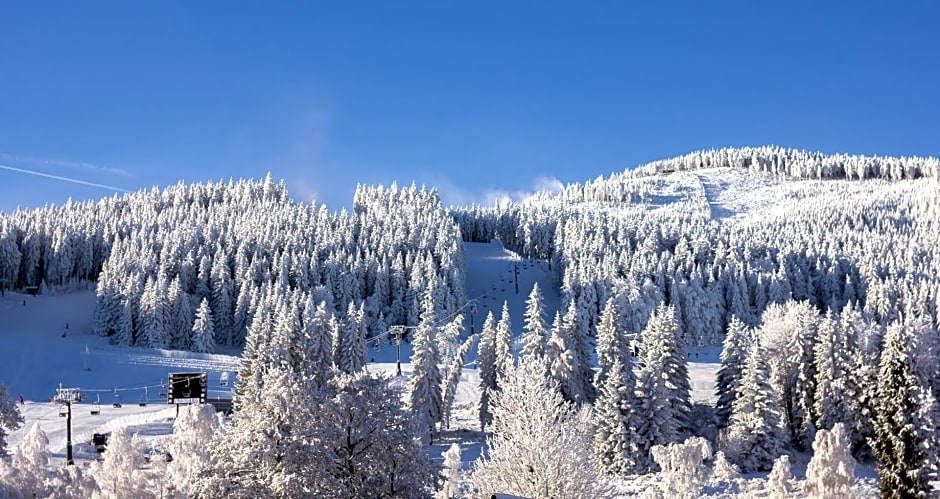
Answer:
xmin=495 ymin=301 xmax=513 ymax=380
xmin=722 ymin=344 xmax=787 ymax=473
xmin=813 ymin=311 xmax=851 ymax=431
xmin=478 ymin=311 xmax=498 ymax=431
xmin=0 ymin=382 xmax=23 ymax=455
xmin=521 ymin=282 xmax=549 ymax=370
xmin=872 ymin=322 xmax=934 ymax=498
xmin=595 ymin=294 xmax=631 ymax=389
xmin=407 ymin=290 xmax=443 ymax=443
xmin=337 ymin=301 xmax=366 ymax=374
xmin=546 ymin=309 xmax=583 ymax=404
xmin=593 ymin=357 xmax=637 ymax=475
xmin=563 ymin=299 xmax=597 ymax=404
xmin=715 ymin=316 xmax=752 ymax=428
xmin=191 ymin=297 xmax=216 ymax=354
xmin=9 ymin=423 xmax=50 ymax=498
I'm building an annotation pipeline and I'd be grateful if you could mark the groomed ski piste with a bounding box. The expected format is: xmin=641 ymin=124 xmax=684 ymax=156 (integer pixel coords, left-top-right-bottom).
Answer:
xmin=1 ymin=167 xmax=886 ymax=495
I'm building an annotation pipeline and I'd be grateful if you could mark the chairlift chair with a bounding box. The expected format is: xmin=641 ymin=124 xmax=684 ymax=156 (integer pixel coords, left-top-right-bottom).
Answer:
xmin=91 ymin=394 xmax=101 ymax=415
xmin=139 ymin=386 xmax=148 ymax=407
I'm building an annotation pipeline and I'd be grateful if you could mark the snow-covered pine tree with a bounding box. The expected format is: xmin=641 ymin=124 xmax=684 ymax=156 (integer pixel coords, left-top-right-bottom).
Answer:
xmin=495 ymin=301 xmax=513 ymax=380
xmin=210 ymin=248 xmax=235 ymax=346
xmin=166 ymin=403 xmax=222 ymax=498
xmin=168 ymin=277 xmax=193 ymax=349
xmin=191 ymin=297 xmax=216 ymax=354
xmin=595 ymin=293 xmax=631 ymax=389
xmin=521 ymin=282 xmax=549 ymax=370
xmin=337 ymin=301 xmax=366 ymax=374
xmin=872 ymin=321 xmax=934 ymax=498
xmin=715 ymin=315 xmax=752 ymax=428
xmin=804 ymin=423 xmax=856 ymax=499
xmin=470 ymin=360 xmax=611 ymax=498
xmin=562 ymin=299 xmax=597 ymax=404
xmin=813 ymin=310 xmax=851 ymax=431
xmin=195 ymin=368 xmax=324 ymax=498
xmin=91 ymin=427 xmax=149 ymax=499
xmin=407 ymin=290 xmax=443 ymax=443
xmin=722 ymin=343 xmax=787 ymax=473
xmin=478 ymin=311 xmax=498 ymax=431
xmin=786 ymin=303 xmax=819 ymax=450
xmin=0 ymin=383 xmax=23 ymax=455
xmin=546 ymin=309 xmax=582 ymax=404
xmin=233 ymin=301 xmax=272 ymax=413
xmin=640 ymin=303 xmax=691 ymax=438
xmin=593 ymin=356 xmax=637 ymax=475
xmin=8 ymin=423 xmax=50 ymax=497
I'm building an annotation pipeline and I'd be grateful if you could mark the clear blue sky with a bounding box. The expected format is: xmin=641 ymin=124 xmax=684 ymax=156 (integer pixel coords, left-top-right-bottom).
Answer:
xmin=1 ymin=1 xmax=938 ymax=213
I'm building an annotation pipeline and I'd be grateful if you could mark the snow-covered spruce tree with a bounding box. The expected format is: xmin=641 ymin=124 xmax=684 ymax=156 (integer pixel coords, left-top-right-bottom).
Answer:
xmin=477 ymin=311 xmax=498 ymax=431
xmin=6 ymin=423 xmax=50 ymax=497
xmin=595 ymin=294 xmax=632 ymax=389
xmin=840 ymin=304 xmax=881 ymax=457
xmin=561 ymin=299 xmax=597 ymax=404
xmin=165 ymin=403 xmax=222 ymax=498
xmin=495 ymin=301 xmax=513 ymax=381
xmin=633 ymin=303 xmax=691 ymax=469
xmin=545 ymin=310 xmax=583 ymax=404
xmin=210 ymin=248 xmax=235 ymax=346
xmin=593 ymin=357 xmax=636 ymax=475
xmin=91 ymin=427 xmax=149 ymax=499
xmin=804 ymin=423 xmax=856 ymax=499
xmin=872 ymin=321 xmax=934 ymax=498
xmin=715 ymin=315 xmax=752 ymax=428
xmin=191 ymin=297 xmax=216 ymax=354
xmin=521 ymin=282 xmax=549 ymax=372
xmin=786 ymin=303 xmax=819 ymax=450
xmin=232 ymin=302 xmax=272 ymax=413
xmin=441 ymin=332 xmax=477 ymax=430
xmin=650 ymin=436 xmax=712 ymax=499
xmin=0 ymin=383 xmax=23 ymax=455
xmin=813 ymin=310 xmax=852 ymax=432
xmin=470 ymin=361 xmax=611 ymax=498
xmin=195 ymin=368 xmax=325 ymax=497
xmin=337 ymin=301 xmax=366 ymax=374
xmin=408 ymin=289 xmax=444 ymax=444
xmin=722 ymin=343 xmax=787 ymax=473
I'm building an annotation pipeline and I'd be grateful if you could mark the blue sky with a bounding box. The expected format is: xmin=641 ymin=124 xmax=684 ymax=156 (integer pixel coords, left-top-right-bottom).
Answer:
xmin=1 ymin=1 xmax=938 ymax=213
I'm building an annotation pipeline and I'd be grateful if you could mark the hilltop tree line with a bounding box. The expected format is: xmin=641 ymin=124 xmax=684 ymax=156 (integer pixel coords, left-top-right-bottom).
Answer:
xmin=0 ymin=177 xmax=466 ymax=355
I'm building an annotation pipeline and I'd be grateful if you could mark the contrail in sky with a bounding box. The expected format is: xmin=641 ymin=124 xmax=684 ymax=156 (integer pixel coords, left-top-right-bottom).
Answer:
xmin=0 ymin=163 xmax=132 ymax=192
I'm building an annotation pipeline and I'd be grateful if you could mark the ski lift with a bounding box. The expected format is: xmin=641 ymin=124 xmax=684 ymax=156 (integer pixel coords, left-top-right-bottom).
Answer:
xmin=91 ymin=394 xmax=101 ymax=415
xmin=159 ymin=379 xmax=167 ymax=398
xmin=112 ymin=387 xmax=122 ymax=408
xmin=139 ymin=387 xmax=148 ymax=407
xmin=220 ymin=372 xmax=230 ymax=388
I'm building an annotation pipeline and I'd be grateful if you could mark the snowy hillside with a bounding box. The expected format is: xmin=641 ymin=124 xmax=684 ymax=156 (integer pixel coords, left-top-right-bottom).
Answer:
xmin=3 ymin=149 xmax=938 ymax=497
